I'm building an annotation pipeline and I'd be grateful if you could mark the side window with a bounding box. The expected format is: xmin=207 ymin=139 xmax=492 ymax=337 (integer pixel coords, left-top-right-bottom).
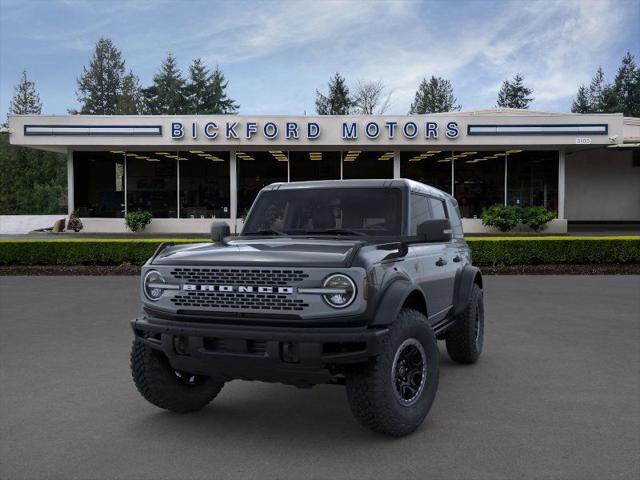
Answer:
xmin=409 ymin=193 xmax=431 ymax=235
xmin=447 ymin=198 xmax=464 ymax=238
xmin=429 ymin=198 xmax=447 ymax=219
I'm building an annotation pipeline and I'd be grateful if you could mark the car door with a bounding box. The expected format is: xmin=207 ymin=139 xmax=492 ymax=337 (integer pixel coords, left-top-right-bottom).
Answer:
xmin=426 ymin=196 xmax=459 ymax=317
xmin=408 ymin=193 xmax=451 ymax=322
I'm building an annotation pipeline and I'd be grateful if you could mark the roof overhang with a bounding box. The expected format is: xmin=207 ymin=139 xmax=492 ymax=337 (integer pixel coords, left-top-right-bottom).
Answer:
xmin=7 ymin=112 xmax=627 ymax=153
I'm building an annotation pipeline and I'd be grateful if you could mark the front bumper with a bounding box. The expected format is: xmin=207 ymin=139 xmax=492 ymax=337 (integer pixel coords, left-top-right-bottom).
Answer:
xmin=131 ymin=315 xmax=388 ymax=386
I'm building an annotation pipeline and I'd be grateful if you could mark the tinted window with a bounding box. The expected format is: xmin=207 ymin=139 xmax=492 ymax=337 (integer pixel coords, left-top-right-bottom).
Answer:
xmin=409 ymin=193 xmax=431 ymax=235
xmin=243 ymin=188 xmax=402 ymax=236
xmin=429 ymin=198 xmax=447 ymax=219
xmin=447 ymin=198 xmax=464 ymax=238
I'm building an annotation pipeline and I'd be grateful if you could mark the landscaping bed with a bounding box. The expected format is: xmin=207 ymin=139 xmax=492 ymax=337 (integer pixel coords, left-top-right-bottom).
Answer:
xmin=0 ymin=237 xmax=638 ymax=271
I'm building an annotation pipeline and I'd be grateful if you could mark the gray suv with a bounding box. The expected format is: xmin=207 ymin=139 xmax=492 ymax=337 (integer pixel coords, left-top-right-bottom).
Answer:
xmin=131 ymin=179 xmax=484 ymax=436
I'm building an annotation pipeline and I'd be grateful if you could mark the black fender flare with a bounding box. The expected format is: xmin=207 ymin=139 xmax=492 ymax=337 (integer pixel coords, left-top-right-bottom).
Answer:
xmin=370 ymin=279 xmax=427 ymax=326
xmin=452 ymin=265 xmax=483 ymax=316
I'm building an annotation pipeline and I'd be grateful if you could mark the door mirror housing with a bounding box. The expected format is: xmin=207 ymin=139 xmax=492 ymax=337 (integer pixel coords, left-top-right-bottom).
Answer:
xmin=210 ymin=220 xmax=230 ymax=243
xmin=416 ymin=219 xmax=452 ymax=243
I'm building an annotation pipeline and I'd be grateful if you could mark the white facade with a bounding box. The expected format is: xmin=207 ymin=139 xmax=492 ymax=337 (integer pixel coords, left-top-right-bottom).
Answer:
xmin=7 ymin=109 xmax=639 ymax=234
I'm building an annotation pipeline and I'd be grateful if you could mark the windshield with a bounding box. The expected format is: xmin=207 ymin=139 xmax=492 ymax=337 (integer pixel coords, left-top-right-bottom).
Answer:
xmin=242 ymin=188 xmax=402 ymax=236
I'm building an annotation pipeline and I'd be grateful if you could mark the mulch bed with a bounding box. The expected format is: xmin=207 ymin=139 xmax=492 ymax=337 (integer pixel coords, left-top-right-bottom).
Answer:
xmin=1 ymin=264 xmax=639 ymax=276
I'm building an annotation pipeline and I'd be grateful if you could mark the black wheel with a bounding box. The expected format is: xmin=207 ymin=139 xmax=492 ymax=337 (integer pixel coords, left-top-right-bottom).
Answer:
xmin=345 ymin=309 xmax=439 ymax=437
xmin=445 ymin=283 xmax=484 ymax=364
xmin=131 ymin=340 xmax=224 ymax=413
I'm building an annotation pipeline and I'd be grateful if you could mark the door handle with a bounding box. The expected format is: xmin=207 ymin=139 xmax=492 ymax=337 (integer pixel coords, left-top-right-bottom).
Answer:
xmin=435 ymin=257 xmax=447 ymax=267
xmin=453 ymin=255 xmax=461 ymax=263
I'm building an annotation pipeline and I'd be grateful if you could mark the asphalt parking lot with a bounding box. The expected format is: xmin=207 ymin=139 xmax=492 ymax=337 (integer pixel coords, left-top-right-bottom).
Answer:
xmin=1 ymin=275 xmax=638 ymax=480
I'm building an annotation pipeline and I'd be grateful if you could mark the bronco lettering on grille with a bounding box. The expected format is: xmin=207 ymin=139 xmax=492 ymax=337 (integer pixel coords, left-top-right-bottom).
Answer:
xmin=182 ymin=285 xmax=294 ymax=294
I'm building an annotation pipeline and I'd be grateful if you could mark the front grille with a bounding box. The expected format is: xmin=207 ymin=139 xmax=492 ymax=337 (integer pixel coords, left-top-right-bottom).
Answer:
xmin=171 ymin=291 xmax=309 ymax=311
xmin=170 ymin=268 xmax=309 ymax=285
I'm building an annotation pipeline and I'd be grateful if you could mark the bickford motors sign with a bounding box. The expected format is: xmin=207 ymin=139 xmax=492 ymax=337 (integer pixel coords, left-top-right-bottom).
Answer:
xmin=171 ymin=119 xmax=461 ymax=141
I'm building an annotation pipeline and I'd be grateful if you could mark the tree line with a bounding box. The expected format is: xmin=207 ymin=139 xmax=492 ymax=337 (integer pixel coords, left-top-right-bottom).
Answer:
xmin=71 ymin=37 xmax=239 ymax=115
xmin=1 ymin=37 xmax=639 ymax=215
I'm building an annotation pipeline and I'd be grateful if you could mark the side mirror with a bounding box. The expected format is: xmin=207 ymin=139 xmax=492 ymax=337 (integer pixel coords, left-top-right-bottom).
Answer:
xmin=210 ymin=220 xmax=230 ymax=243
xmin=416 ymin=219 xmax=452 ymax=243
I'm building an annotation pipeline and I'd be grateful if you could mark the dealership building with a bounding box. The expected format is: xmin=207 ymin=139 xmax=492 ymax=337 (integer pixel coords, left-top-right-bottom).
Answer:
xmin=7 ymin=109 xmax=640 ymax=233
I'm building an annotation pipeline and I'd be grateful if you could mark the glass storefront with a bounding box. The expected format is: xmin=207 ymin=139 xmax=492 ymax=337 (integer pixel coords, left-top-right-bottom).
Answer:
xmin=178 ymin=151 xmax=230 ymax=218
xmin=237 ymin=150 xmax=288 ymax=217
xmin=126 ymin=152 xmax=177 ymax=218
xmin=73 ymin=148 xmax=560 ymax=220
xmin=73 ymin=151 xmax=125 ymax=217
xmin=507 ymin=150 xmax=558 ymax=212
xmin=289 ymin=151 xmax=340 ymax=182
xmin=343 ymin=150 xmax=394 ymax=179
xmin=401 ymin=150 xmax=452 ymax=193
xmin=453 ymin=151 xmax=505 ymax=218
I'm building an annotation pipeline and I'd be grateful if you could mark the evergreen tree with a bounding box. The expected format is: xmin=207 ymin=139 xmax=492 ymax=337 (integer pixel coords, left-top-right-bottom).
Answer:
xmin=207 ymin=65 xmax=239 ymax=114
xmin=186 ymin=58 xmax=209 ymax=114
xmin=9 ymin=70 xmax=42 ymax=116
xmin=75 ymin=37 xmax=126 ymax=114
xmin=2 ymin=72 xmax=66 ymax=214
xmin=587 ymin=67 xmax=607 ymax=112
xmin=185 ymin=59 xmax=239 ymax=114
xmin=613 ymin=51 xmax=640 ymax=117
xmin=409 ymin=76 xmax=460 ymax=114
xmin=496 ymin=73 xmax=534 ymax=109
xmin=116 ymin=71 xmax=144 ymax=114
xmin=315 ymin=73 xmax=353 ymax=115
xmin=143 ymin=53 xmax=188 ymax=114
xmin=571 ymin=85 xmax=591 ymax=113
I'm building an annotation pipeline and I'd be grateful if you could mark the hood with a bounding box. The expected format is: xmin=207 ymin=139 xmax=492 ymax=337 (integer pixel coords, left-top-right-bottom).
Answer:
xmin=151 ymin=238 xmax=363 ymax=268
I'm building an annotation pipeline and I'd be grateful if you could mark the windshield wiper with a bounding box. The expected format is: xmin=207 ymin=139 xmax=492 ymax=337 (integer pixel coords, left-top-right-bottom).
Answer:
xmin=243 ymin=229 xmax=288 ymax=236
xmin=304 ymin=228 xmax=366 ymax=236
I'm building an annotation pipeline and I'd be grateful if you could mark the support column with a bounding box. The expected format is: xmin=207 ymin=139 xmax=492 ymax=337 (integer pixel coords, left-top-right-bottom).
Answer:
xmin=229 ymin=150 xmax=238 ymax=231
xmin=393 ymin=150 xmax=401 ymax=178
xmin=66 ymin=149 xmax=74 ymax=216
xmin=504 ymin=154 xmax=508 ymax=206
xmin=558 ymin=149 xmax=566 ymax=219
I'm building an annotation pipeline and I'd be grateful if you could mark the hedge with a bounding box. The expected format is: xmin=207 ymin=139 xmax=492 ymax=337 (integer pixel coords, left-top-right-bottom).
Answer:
xmin=0 ymin=237 xmax=639 ymax=266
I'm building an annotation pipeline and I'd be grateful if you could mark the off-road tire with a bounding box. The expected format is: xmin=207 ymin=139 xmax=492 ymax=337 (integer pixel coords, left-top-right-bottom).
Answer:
xmin=131 ymin=340 xmax=224 ymax=413
xmin=345 ymin=309 xmax=439 ymax=437
xmin=445 ymin=283 xmax=484 ymax=364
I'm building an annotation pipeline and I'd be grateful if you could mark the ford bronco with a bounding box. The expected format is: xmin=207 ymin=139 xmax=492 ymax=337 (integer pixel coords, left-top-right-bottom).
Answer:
xmin=130 ymin=179 xmax=484 ymax=436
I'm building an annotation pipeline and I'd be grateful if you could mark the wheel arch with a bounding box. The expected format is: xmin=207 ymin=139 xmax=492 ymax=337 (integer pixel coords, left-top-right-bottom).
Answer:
xmin=370 ymin=279 xmax=428 ymax=326
xmin=453 ymin=265 xmax=483 ymax=316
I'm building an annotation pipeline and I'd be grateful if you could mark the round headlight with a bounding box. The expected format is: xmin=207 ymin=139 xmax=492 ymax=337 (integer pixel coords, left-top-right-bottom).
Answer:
xmin=143 ymin=270 xmax=165 ymax=301
xmin=322 ymin=274 xmax=356 ymax=308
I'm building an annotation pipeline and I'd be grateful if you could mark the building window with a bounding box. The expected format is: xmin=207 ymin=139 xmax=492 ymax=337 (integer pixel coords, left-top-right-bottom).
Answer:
xmin=401 ymin=151 xmax=452 ymax=193
xmin=454 ymin=151 xmax=505 ymax=218
xmin=342 ymin=150 xmax=394 ymax=179
xmin=73 ymin=151 xmax=125 ymax=217
xmin=237 ymin=150 xmax=288 ymax=217
xmin=289 ymin=151 xmax=340 ymax=181
xmin=178 ymin=151 xmax=230 ymax=218
xmin=126 ymin=152 xmax=177 ymax=218
xmin=507 ymin=150 xmax=558 ymax=212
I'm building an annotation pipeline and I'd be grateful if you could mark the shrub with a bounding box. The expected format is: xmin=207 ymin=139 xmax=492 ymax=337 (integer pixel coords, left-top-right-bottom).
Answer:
xmin=0 ymin=237 xmax=638 ymax=267
xmin=125 ymin=211 xmax=153 ymax=232
xmin=521 ymin=206 xmax=556 ymax=232
xmin=466 ymin=237 xmax=640 ymax=266
xmin=66 ymin=210 xmax=83 ymax=232
xmin=481 ymin=205 xmax=520 ymax=232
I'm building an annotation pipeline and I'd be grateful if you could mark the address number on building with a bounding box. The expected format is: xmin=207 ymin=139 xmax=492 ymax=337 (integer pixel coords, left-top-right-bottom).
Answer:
xmin=576 ymin=137 xmax=592 ymax=144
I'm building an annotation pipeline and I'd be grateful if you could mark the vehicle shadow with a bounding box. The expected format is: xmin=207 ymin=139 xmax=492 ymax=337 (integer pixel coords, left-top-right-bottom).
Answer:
xmin=126 ymin=352 xmax=458 ymax=446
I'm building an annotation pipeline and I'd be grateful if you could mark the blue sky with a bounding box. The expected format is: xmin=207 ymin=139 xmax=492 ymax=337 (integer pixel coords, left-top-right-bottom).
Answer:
xmin=1 ymin=0 xmax=638 ymax=117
